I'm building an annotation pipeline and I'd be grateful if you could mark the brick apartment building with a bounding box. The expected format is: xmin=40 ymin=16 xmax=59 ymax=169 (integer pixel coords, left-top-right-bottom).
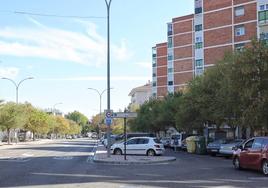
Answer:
xmin=152 ymin=0 xmax=268 ymax=98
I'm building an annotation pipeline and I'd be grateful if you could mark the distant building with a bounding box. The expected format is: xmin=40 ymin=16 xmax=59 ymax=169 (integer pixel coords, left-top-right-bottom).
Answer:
xmin=128 ymin=82 xmax=152 ymax=110
xmin=152 ymin=0 xmax=264 ymax=97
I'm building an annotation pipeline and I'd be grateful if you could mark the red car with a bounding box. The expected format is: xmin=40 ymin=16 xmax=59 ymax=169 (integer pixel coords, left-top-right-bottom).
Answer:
xmin=233 ymin=137 xmax=268 ymax=175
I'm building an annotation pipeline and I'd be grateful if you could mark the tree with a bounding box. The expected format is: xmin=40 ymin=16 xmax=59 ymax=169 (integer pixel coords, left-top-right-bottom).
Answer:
xmin=228 ymin=40 xmax=268 ymax=132
xmin=65 ymin=111 xmax=88 ymax=126
xmin=22 ymin=104 xmax=50 ymax=140
xmin=0 ymin=102 xmax=24 ymax=144
xmin=54 ymin=116 xmax=70 ymax=137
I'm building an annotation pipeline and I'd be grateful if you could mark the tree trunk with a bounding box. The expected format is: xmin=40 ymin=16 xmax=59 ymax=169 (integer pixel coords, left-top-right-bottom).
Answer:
xmin=33 ymin=132 xmax=35 ymax=141
xmin=7 ymin=128 xmax=11 ymax=145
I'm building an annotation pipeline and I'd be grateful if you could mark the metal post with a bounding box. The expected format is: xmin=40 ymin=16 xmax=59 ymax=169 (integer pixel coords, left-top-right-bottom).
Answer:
xmin=105 ymin=0 xmax=112 ymax=158
xmin=88 ymin=88 xmax=112 ymax=139
xmin=1 ymin=77 xmax=33 ymax=143
xmin=124 ymin=116 xmax=127 ymax=160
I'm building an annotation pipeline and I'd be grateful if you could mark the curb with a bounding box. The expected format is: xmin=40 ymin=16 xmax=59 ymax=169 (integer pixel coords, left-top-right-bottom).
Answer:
xmin=93 ymin=156 xmax=176 ymax=165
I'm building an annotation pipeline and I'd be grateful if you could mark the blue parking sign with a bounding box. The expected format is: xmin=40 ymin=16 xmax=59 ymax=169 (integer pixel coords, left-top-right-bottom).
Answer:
xmin=105 ymin=117 xmax=112 ymax=126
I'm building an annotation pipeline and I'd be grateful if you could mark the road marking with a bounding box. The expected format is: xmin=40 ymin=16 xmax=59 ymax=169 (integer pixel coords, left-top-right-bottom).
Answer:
xmin=53 ymin=156 xmax=73 ymax=160
xmin=22 ymin=153 xmax=34 ymax=157
xmin=248 ymin=177 xmax=268 ymax=180
xmin=0 ymin=157 xmax=31 ymax=162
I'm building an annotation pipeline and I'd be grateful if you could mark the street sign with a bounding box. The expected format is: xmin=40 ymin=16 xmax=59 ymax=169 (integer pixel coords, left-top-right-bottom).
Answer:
xmin=104 ymin=110 xmax=113 ymax=118
xmin=112 ymin=112 xmax=137 ymax=118
xmin=105 ymin=117 xmax=112 ymax=125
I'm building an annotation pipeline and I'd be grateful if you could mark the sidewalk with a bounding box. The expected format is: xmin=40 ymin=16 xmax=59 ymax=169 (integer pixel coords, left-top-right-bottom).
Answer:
xmin=0 ymin=139 xmax=55 ymax=149
xmin=93 ymin=143 xmax=176 ymax=164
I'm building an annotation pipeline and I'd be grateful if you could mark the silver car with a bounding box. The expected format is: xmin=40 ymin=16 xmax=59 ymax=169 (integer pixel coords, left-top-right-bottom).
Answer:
xmin=219 ymin=139 xmax=244 ymax=157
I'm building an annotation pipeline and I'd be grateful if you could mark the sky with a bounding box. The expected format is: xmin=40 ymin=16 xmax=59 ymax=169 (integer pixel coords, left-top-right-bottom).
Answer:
xmin=0 ymin=0 xmax=194 ymax=119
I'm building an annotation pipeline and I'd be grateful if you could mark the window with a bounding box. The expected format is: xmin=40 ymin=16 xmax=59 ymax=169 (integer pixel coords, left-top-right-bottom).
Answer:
xmin=126 ymin=138 xmax=138 ymax=145
xmin=244 ymin=139 xmax=254 ymax=149
xmin=235 ymin=43 xmax=245 ymax=51
xmin=152 ymin=93 xmax=156 ymax=97
xmin=152 ymin=81 xmax=156 ymax=87
xmin=152 ymin=73 xmax=156 ymax=77
xmin=235 ymin=25 xmax=245 ymax=36
xmin=259 ymin=10 xmax=268 ymax=22
xmin=235 ymin=6 xmax=244 ymax=16
xmin=168 ymin=81 xmax=173 ymax=86
xmin=195 ymin=42 xmax=203 ymax=49
xmin=168 ymin=51 xmax=173 ymax=61
xmin=152 ymin=63 xmax=156 ymax=67
xmin=137 ymin=138 xmax=149 ymax=144
xmin=252 ymin=138 xmax=263 ymax=149
xmin=195 ymin=59 xmax=203 ymax=67
xmin=196 ymin=36 xmax=202 ymax=43
xmin=168 ymin=37 xmax=173 ymax=48
xmin=195 ymin=24 xmax=202 ymax=32
xmin=195 ymin=67 xmax=204 ymax=76
xmin=168 ymin=23 xmax=173 ymax=36
xmin=262 ymin=139 xmax=268 ymax=149
xmin=260 ymin=5 xmax=265 ymax=11
xmin=168 ymin=68 xmax=173 ymax=73
xmin=195 ymin=7 xmax=202 ymax=14
xmin=195 ymin=0 xmax=202 ymax=8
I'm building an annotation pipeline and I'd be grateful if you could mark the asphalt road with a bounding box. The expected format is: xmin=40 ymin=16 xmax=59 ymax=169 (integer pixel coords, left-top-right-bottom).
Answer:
xmin=0 ymin=139 xmax=267 ymax=188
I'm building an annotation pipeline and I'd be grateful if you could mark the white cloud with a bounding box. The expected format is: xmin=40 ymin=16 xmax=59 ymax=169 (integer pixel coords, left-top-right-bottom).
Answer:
xmin=136 ymin=61 xmax=152 ymax=69
xmin=0 ymin=67 xmax=19 ymax=78
xmin=42 ymin=75 xmax=150 ymax=81
xmin=0 ymin=19 xmax=131 ymax=66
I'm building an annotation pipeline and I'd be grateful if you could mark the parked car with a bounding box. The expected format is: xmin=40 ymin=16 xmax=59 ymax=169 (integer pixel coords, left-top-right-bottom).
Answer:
xmin=160 ymin=137 xmax=171 ymax=147
xmin=233 ymin=137 xmax=268 ymax=175
xmin=181 ymin=139 xmax=187 ymax=151
xmin=111 ymin=137 xmax=165 ymax=156
xmin=207 ymin=139 xmax=228 ymax=156
xmin=118 ymin=133 xmax=156 ymax=140
xmin=170 ymin=133 xmax=187 ymax=149
xmin=103 ymin=135 xmax=117 ymax=147
xmin=219 ymin=139 xmax=245 ymax=157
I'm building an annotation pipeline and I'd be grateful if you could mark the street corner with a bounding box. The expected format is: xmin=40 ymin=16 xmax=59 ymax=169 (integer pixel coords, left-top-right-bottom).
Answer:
xmin=93 ymin=154 xmax=176 ymax=165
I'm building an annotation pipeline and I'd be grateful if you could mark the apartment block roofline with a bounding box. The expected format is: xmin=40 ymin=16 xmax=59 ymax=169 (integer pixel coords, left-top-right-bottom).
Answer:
xmin=172 ymin=14 xmax=194 ymax=23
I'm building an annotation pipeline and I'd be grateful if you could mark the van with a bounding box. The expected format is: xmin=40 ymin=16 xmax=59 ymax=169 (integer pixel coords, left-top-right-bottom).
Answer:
xmin=170 ymin=133 xmax=187 ymax=148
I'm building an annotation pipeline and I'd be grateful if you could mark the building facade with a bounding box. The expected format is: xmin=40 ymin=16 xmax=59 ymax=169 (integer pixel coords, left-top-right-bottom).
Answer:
xmin=128 ymin=82 xmax=152 ymax=110
xmin=152 ymin=0 xmax=267 ymax=97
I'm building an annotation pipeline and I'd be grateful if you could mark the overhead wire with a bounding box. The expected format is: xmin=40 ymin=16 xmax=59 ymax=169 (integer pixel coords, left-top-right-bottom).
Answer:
xmin=0 ymin=10 xmax=106 ymax=19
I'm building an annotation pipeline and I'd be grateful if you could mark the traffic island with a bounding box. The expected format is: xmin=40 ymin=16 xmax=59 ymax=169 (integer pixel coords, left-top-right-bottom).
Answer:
xmin=93 ymin=144 xmax=176 ymax=165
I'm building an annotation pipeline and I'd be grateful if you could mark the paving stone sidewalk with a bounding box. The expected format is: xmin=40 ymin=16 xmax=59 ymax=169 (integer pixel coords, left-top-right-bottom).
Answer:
xmin=93 ymin=143 xmax=176 ymax=164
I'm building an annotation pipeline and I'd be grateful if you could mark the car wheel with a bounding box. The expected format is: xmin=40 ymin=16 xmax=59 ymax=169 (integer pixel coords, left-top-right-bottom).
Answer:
xmin=147 ymin=149 xmax=156 ymax=156
xmin=233 ymin=157 xmax=241 ymax=170
xmin=114 ymin=148 xmax=122 ymax=155
xmin=262 ymin=160 xmax=268 ymax=176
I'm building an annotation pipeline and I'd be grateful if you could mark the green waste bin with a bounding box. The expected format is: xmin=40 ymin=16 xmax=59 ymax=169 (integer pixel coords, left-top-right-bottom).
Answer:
xmin=186 ymin=136 xmax=198 ymax=153
xmin=195 ymin=136 xmax=207 ymax=155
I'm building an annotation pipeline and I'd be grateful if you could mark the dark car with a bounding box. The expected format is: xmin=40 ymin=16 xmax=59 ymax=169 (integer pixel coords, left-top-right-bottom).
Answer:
xmin=207 ymin=139 xmax=228 ymax=156
xmin=233 ymin=137 xmax=268 ymax=175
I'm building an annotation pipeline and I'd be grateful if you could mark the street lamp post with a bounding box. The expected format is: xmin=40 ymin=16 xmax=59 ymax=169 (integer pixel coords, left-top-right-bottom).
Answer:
xmin=52 ymin=102 xmax=62 ymax=139
xmin=1 ymin=77 xmax=34 ymax=143
xmin=105 ymin=0 xmax=112 ymax=158
xmin=53 ymin=102 xmax=62 ymax=115
xmin=88 ymin=88 xmax=112 ymax=138
xmin=1 ymin=77 xmax=34 ymax=104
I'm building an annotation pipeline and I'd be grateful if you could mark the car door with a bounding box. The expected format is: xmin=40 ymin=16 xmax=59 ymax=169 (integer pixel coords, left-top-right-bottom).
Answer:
xmin=248 ymin=138 xmax=264 ymax=170
xmin=239 ymin=139 xmax=254 ymax=168
xmin=126 ymin=138 xmax=138 ymax=154
xmin=136 ymin=138 xmax=149 ymax=155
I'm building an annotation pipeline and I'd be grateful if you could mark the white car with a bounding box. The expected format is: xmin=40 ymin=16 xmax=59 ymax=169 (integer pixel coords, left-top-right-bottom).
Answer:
xmin=111 ymin=137 xmax=165 ymax=156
